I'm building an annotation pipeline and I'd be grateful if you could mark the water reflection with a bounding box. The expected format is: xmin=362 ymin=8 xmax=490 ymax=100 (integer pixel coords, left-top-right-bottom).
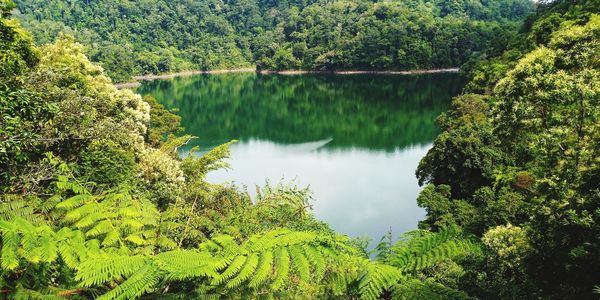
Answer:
xmin=138 ymin=73 xmax=466 ymax=241
xmin=139 ymin=73 xmax=466 ymax=151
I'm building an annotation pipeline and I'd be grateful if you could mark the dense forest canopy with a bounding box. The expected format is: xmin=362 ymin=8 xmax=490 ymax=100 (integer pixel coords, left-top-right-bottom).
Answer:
xmin=13 ymin=0 xmax=535 ymax=80
xmin=416 ymin=0 xmax=600 ymax=298
xmin=1 ymin=0 xmax=599 ymax=299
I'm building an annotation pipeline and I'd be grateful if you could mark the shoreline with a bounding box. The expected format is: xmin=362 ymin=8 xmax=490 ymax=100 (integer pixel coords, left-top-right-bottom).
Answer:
xmin=257 ymin=68 xmax=460 ymax=75
xmin=114 ymin=67 xmax=460 ymax=89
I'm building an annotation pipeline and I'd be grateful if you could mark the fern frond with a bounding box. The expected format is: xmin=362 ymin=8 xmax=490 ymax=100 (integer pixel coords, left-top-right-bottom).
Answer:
xmin=85 ymin=220 xmax=114 ymax=237
xmin=304 ymin=244 xmax=326 ymax=280
xmin=271 ymin=247 xmax=290 ymax=290
xmin=0 ymin=194 xmax=45 ymax=223
xmin=392 ymin=278 xmax=475 ymax=300
xmin=388 ymin=226 xmax=479 ymax=273
xmin=211 ymin=255 xmax=247 ymax=285
xmin=97 ymin=263 xmax=161 ymax=300
xmin=55 ymin=194 xmax=94 ymax=210
xmin=290 ymin=245 xmax=310 ymax=281
xmin=181 ymin=140 xmax=237 ymax=179
xmin=76 ymin=255 xmax=150 ymax=286
xmin=1 ymin=229 xmax=20 ymax=270
xmin=125 ymin=234 xmax=147 ymax=246
xmin=248 ymin=251 xmax=273 ymax=288
xmin=226 ymin=253 xmax=259 ymax=288
xmin=357 ymin=259 xmax=403 ymax=300
xmin=155 ymin=250 xmax=217 ymax=280
xmin=10 ymin=285 xmax=65 ymax=300
xmin=56 ymin=228 xmax=89 ymax=268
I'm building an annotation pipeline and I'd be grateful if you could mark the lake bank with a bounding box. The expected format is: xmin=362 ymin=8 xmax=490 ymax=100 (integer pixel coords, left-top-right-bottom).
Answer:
xmin=114 ymin=67 xmax=460 ymax=89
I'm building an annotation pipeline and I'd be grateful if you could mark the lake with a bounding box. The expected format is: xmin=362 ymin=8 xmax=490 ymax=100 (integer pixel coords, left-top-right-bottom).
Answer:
xmin=138 ymin=72 xmax=466 ymax=243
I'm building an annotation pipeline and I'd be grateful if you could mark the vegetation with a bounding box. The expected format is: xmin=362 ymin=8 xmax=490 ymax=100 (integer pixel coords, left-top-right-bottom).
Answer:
xmin=416 ymin=0 xmax=600 ymax=298
xmin=0 ymin=1 xmax=480 ymax=298
xmin=2 ymin=0 xmax=599 ymax=299
xmin=13 ymin=0 xmax=534 ymax=81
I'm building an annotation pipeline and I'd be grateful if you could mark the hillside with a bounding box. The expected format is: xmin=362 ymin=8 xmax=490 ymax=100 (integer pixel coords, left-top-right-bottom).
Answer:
xmin=14 ymin=0 xmax=534 ymax=80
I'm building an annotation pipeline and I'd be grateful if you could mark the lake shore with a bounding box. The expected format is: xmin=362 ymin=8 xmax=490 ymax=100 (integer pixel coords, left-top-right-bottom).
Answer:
xmin=257 ymin=68 xmax=460 ymax=75
xmin=114 ymin=67 xmax=460 ymax=89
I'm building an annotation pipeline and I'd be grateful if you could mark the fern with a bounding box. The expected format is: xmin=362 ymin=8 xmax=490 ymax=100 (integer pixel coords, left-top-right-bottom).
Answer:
xmin=356 ymin=259 xmax=404 ymax=300
xmin=248 ymin=251 xmax=273 ymax=288
xmin=387 ymin=226 xmax=479 ymax=273
xmin=0 ymin=218 xmax=101 ymax=272
xmin=225 ymin=253 xmax=259 ymax=288
xmin=0 ymin=217 xmax=479 ymax=299
xmin=0 ymin=194 xmax=48 ymax=224
xmin=76 ymin=255 xmax=150 ymax=286
xmin=72 ymin=229 xmax=353 ymax=298
xmin=392 ymin=278 xmax=475 ymax=300
xmin=271 ymin=247 xmax=291 ymax=290
xmin=97 ymin=264 xmax=162 ymax=300
xmin=0 ymin=178 xmax=480 ymax=300
xmin=56 ymin=190 xmax=159 ymax=250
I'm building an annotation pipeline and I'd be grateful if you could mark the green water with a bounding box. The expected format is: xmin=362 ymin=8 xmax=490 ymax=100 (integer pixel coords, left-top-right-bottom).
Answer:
xmin=138 ymin=73 xmax=466 ymax=242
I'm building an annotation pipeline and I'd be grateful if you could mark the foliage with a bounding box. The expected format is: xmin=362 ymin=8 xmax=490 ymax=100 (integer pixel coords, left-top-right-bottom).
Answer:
xmin=76 ymin=140 xmax=137 ymax=187
xmin=379 ymin=226 xmax=481 ymax=300
xmin=416 ymin=94 xmax=507 ymax=198
xmin=3 ymin=0 xmax=600 ymax=299
xmin=416 ymin=1 xmax=600 ymax=298
xmin=0 ymin=5 xmax=486 ymax=297
xmin=13 ymin=0 xmax=534 ymax=80
xmin=143 ymin=95 xmax=183 ymax=147
xmin=482 ymin=224 xmax=531 ymax=270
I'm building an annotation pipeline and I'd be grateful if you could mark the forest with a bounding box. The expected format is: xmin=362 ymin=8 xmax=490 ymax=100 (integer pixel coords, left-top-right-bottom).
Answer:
xmin=13 ymin=0 xmax=534 ymax=81
xmin=0 ymin=0 xmax=599 ymax=299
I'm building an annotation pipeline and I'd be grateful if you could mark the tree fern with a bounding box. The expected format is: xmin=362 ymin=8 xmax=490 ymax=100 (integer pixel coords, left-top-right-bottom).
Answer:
xmin=225 ymin=253 xmax=259 ymax=288
xmin=356 ymin=259 xmax=404 ymax=300
xmin=263 ymin=248 xmax=286 ymax=291
xmin=76 ymin=255 xmax=150 ymax=286
xmin=387 ymin=226 xmax=480 ymax=273
xmin=248 ymin=251 xmax=273 ymax=288
xmin=0 ymin=218 xmax=100 ymax=272
xmin=56 ymin=190 xmax=159 ymax=251
xmin=96 ymin=264 xmax=162 ymax=300
xmin=1 ymin=175 xmax=480 ymax=300
xmin=71 ymin=229 xmax=354 ymax=298
xmin=0 ymin=194 xmax=47 ymax=224
xmin=392 ymin=278 xmax=475 ymax=300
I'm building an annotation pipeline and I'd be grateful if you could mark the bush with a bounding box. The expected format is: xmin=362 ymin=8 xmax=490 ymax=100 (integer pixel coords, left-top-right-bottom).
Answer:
xmin=77 ymin=140 xmax=136 ymax=187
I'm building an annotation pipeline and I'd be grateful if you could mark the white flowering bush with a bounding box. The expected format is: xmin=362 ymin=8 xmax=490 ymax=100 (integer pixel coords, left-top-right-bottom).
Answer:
xmin=482 ymin=224 xmax=532 ymax=269
xmin=138 ymin=147 xmax=185 ymax=189
xmin=27 ymin=34 xmax=150 ymax=150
